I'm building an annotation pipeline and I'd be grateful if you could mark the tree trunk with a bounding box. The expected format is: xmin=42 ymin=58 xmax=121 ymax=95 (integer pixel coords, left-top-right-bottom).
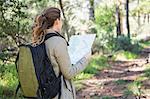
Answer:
xmin=89 ymin=0 xmax=95 ymax=20
xmin=143 ymin=14 xmax=146 ymax=23
xmin=148 ymin=14 xmax=150 ymax=23
xmin=137 ymin=0 xmax=140 ymax=27
xmin=116 ymin=5 xmax=122 ymax=36
xmin=58 ymin=0 xmax=70 ymax=40
xmin=126 ymin=0 xmax=130 ymax=39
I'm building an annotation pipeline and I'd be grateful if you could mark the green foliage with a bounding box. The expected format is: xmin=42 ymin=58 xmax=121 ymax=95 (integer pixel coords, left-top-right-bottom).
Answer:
xmin=74 ymin=55 xmax=110 ymax=93
xmin=124 ymin=64 xmax=150 ymax=98
xmin=74 ymin=80 xmax=84 ymax=91
xmin=114 ymin=50 xmax=139 ymax=60
xmin=123 ymin=89 xmax=133 ymax=96
xmin=0 ymin=0 xmax=29 ymax=36
xmin=131 ymin=0 xmax=150 ymax=16
xmin=144 ymin=68 xmax=150 ymax=77
xmin=95 ymin=5 xmax=115 ymax=33
xmin=84 ymin=55 xmax=109 ymax=74
xmin=74 ymin=73 xmax=93 ymax=80
xmin=115 ymin=79 xmax=128 ymax=85
xmin=0 ymin=0 xmax=58 ymax=46
xmin=115 ymin=35 xmax=131 ymax=51
xmin=127 ymin=81 xmax=142 ymax=96
xmin=74 ymin=55 xmax=109 ymax=81
xmin=123 ymin=51 xmax=138 ymax=59
xmin=114 ymin=35 xmax=142 ymax=54
xmin=83 ymin=66 xmax=98 ymax=75
xmin=0 ymin=61 xmax=18 ymax=97
xmin=139 ymin=41 xmax=150 ymax=48
xmin=102 ymin=96 xmax=115 ymax=99
xmin=94 ymin=5 xmax=116 ymax=53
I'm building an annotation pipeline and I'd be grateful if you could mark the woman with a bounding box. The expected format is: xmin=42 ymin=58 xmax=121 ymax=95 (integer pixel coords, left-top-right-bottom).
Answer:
xmin=32 ymin=7 xmax=91 ymax=99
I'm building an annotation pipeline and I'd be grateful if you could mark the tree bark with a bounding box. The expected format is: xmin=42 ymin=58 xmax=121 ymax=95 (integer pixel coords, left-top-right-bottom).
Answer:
xmin=143 ymin=14 xmax=146 ymax=23
xmin=126 ymin=0 xmax=130 ymax=39
xmin=148 ymin=14 xmax=150 ymax=23
xmin=116 ymin=5 xmax=122 ymax=36
xmin=137 ymin=0 xmax=140 ymax=27
xmin=58 ymin=0 xmax=70 ymax=40
xmin=89 ymin=0 xmax=95 ymax=20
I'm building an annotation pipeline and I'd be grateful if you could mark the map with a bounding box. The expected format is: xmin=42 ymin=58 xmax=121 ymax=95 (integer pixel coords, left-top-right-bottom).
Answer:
xmin=68 ymin=34 xmax=96 ymax=64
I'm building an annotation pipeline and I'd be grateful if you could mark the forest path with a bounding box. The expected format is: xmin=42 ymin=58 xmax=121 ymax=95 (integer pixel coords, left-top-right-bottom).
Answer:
xmin=77 ymin=47 xmax=150 ymax=99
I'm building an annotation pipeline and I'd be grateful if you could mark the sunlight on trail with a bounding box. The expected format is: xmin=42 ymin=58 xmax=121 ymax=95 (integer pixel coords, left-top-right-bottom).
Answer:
xmin=77 ymin=56 xmax=150 ymax=99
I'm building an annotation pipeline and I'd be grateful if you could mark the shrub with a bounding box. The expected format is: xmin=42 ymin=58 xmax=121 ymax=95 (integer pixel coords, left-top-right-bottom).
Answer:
xmin=114 ymin=35 xmax=141 ymax=54
xmin=93 ymin=5 xmax=116 ymax=54
xmin=0 ymin=61 xmax=18 ymax=97
xmin=84 ymin=55 xmax=109 ymax=74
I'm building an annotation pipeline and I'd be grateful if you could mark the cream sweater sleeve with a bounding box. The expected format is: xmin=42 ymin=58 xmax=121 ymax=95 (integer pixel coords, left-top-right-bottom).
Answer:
xmin=54 ymin=37 xmax=89 ymax=80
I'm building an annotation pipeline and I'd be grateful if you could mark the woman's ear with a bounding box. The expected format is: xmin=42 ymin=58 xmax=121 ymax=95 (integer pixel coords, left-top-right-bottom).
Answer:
xmin=53 ymin=19 xmax=57 ymax=25
xmin=53 ymin=19 xmax=60 ymax=26
xmin=52 ymin=18 xmax=62 ymax=32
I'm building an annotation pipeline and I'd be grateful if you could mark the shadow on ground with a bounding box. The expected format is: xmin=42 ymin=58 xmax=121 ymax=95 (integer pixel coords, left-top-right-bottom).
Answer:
xmin=77 ymin=48 xmax=150 ymax=99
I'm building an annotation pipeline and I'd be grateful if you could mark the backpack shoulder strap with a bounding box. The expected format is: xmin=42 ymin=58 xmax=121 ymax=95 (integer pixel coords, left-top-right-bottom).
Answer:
xmin=44 ymin=33 xmax=60 ymax=41
xmin=44 ymin=32 xmax=69 ymax=46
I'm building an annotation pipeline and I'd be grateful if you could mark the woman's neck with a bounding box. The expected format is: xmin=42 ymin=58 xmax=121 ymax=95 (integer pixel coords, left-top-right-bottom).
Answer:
xmin=45 ymin=28 xmax=60 ymax=34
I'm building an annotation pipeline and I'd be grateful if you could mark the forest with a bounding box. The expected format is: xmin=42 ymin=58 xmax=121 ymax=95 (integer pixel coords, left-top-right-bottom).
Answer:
xmin=0 ymin=0 xmax=150 ymax=98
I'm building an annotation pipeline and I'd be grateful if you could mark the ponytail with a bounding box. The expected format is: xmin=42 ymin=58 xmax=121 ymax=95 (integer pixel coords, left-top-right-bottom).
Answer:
xmin=32 ymin=15 xmax=48 ymax=45
xmin=32 ymin=7 xmax=61 ymax=45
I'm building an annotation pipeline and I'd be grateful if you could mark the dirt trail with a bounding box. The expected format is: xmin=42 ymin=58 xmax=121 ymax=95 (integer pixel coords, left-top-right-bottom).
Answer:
xmin=76 ymin=48 xmax=150 ymax=99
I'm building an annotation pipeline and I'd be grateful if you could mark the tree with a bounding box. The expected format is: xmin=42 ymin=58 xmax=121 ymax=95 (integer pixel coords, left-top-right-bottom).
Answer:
xmin=115 ymin=0 xmax=123 ymax=37
xmin=89 ymin=0 xmax=95 ymax=20
xmin=116 ymin=6 xmax=122 ymax=36
xmin=59 ymin=0 xmax=70 ymax=40
xmin=126 ymin=0 xmax=130 ymax=39
xmin=0 ymin=0 xmax=29 ymax=46
xmin=137 ymin=0 xmax=140 ymax=26
xmin=95 ymin=5 xmax=116 ymax=53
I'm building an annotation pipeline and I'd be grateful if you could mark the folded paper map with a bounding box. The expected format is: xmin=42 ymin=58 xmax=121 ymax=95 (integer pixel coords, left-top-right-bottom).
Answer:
xmin=68 ymin=34 xmax=96 ymax=64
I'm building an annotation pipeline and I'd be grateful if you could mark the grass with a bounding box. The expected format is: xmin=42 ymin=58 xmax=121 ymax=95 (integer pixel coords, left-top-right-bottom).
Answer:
xmin=84 ymin=55 xmax=109 ymax=74
xmin=135 ymin=76 xmax=148 ymax=82
xmin=123 ymin=89 xmax=133 ymax=97
xmin=0 ymin=60 xmax=18 ymax=98
xmin=114 ymin=50 xmax=139 ymax=60
xmin=74 ymin=55 xmax=110 ymax=91
xmin=143 ymin=64 xmax=150 ymax=78
xmin=113 ymin=40 xmax=150 ymax=61
xmin=124 ymin=64 xmax=150 ymax=97
xmin=101 ymin=96 xmax=115 ymax=99
xmin=144 ymin=68 xmax=150 ymax=77
xmin=115 ymin=79 xmax=129 ymax=85
xmin=123 ymin=63 xmax=150 ymax=98
xmin=74 ymin=80 xmax=85 ymax=91
xmin=74 ymin=73 xmax=93 ymax=80
xmin=91 ymin=96 xmax=100 ymax=99
xmin=123 ymin=51 xmax=139 ymax=59
xmin=74 ymin=55 xmax=109 ymax=81
xmin=140 ymin=40 xmax=150 ymax=48
xmin=127 ymin=81 xmax=142 ymax=96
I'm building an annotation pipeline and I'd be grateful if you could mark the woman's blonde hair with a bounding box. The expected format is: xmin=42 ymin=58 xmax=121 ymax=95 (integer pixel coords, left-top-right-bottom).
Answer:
xmin=32 ymin=7 xmax=60 ymax=45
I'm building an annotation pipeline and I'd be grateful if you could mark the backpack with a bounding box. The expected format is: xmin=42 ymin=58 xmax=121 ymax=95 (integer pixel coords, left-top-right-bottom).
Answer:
xmin=14 ymin=32 xmax=66 ymax=99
